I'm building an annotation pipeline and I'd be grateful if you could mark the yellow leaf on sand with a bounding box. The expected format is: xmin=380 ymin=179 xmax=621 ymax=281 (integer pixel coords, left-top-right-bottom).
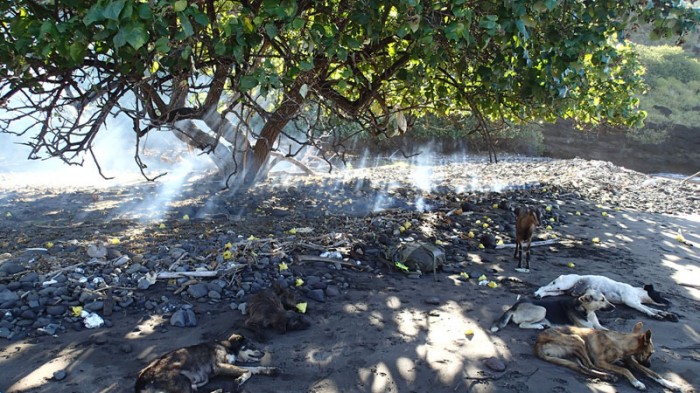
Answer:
xmin=487 ymin=281 xmax=498 ymax=288
xmin=435 ymin=240 xmax=444 ymax=246
xmin=546 ymin=206 xmax=552 ymax=212
xmin=460 ymin=272 xmax=470 ymax=279
xmin=478 ymin=274 xmax=487 ymax=281
xmin=568 ymin=262 xmax=575 ymax=268
xmin=575 ymin=211 xmax=581 ymax=216
xmin=295 ymin=278 xmax=304 ymax=287
xmin=492 ymin=203 xmax=498 ymax=209
xmin=497 ymin=239 xmax=504 ymax=245
xmin=110 ymin=238 xmax=120 ymax=245
xmin=592 ymin=237 xmax=600 ymax=243
xmin=464 ymin=329 xmax=474 ymax=336
xmin=549 ymin=217 xmax=555 ymax=222
xmin=478 ymin=243 xmax=485 ymax=249
xmin=475 ymin=220 xmax=482 ymax=225
xmin=289 ymin=228 xmax=297 ymax=235
xmin=403 ymin=222 xmax=412 ymax=229
xmin=46 ymin=242 xmax=54 ymax=248
xmin=159 ymin=223 xmax=166 ymax=229
xmin=468 ymin=231 xmax=475 ymax=238
xmin=5 ymin=212 xmax=11 ymax=218
xmin=546 ymin=225 xmax=553 ymax=230
xmin=223 ymin=250 xmax=233 ymax=260
xmin=248 ymin=235 xmax=257 ymax=240
xmin=602 ymin=212 xmax=608 ymax=217
xmin=225 ymin=242 xmax=233 ymax=249
xmin=278 ymin=262 xmax=288 ymax=271
xmin=296 ymin=302 xmax=307 ymax=313
xmin=482 ymin=223 xmax=489 ymax=228
xmin=182 ymin=214 xmax=190 ymax=221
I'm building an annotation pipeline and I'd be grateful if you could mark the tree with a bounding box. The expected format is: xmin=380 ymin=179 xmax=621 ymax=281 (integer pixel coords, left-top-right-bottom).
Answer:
xmin=1 ymin=0 xmax=698 ymax=187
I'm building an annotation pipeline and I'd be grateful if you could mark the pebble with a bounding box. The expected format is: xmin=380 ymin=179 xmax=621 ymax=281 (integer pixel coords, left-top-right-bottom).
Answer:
xmin=52 ymin=370 xmax=67 ymax=381
xmin=424 ymin=296 xmax=441 ymax=305
xmin=306 ymin=289 xmax=326 ymax=303
xmin=187 ymin=283 xmax=209 ymax=299
xmin=46 ymin=305 xmax=66 ymax=316
xmin=484 ymin=357 xmax=507 ymax=372
xmin=170 ymin=309 xmax=197 ymax=327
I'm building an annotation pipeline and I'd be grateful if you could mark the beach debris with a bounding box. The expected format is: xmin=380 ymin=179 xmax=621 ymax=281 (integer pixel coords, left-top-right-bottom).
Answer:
xmin=80 ymin=310 xmax=104 ymax=329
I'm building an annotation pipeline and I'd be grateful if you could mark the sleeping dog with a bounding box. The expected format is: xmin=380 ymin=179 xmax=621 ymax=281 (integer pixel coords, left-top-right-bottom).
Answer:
xmin=535 ymin=274 xmax=678 ymax=321
xmin=135 ymin=333 xmax=279 ymax=393
xmin=491 ymin=288 xmax=614 ymax=332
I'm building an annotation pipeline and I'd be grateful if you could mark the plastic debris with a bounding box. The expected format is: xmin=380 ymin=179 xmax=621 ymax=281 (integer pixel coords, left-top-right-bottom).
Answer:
xmin=320 ymin=251 xmax=342 ymax=259
xmin=80 ymin=310 xmax=104 ymax=329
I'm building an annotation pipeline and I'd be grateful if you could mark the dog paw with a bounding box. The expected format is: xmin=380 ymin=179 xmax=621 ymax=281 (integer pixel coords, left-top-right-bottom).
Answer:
xmin=632 ymin=380 xmax=646 ymax=390
xmin=664 ymin=312 xmax=680 ymax=322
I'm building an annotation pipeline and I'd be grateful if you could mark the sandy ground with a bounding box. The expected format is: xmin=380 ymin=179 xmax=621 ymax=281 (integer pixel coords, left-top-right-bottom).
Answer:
xmin=1 ymin=167 xmax=699 ymax=393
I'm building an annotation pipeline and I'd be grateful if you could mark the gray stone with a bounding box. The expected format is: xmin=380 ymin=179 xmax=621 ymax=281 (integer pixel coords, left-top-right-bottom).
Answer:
xmin=187 ymin=283 xmax=209 ymax=299
xmin=484 ymin=357 xmax=506 ymax=372
xmin=424 ymin=296 xmax=441 ymax=305
xmin=20 ymin=309 xmax=37 ymax=319
xmin=87 ymin=243 xmax=107 ymax=259
xmin=325 ymin=286 xmax=340 ymax=297
xmin=20 ymin=272 xmax=40 ymax=283
xmin=207 ymin=291 xmax=221 ymax=300
xmin=38 ymin=323 xmax=59 ymax=336
xmin=84 ymin=301 xmax=104 ymax=312
xmin=112 ymin=255 xmax=130 ymax=267
xmin=0 ymin=289 xmax=19 ymax=303
xmin=46 ymin=305 xmax=67 ymax=316
xmin=306 ymin=289 xmax=326 ymax=303
xmin=137 ymin=277 xmax=153 ymax=290
xmin=170 ymin=309 xmax=197 ymax=327
xmin=52 ymin=370 xmax=67 ymax=381
xmin=0 ymin=261 xmax=24 ymax=275
xmin=0 ymin=327 xmax=12 ymax=338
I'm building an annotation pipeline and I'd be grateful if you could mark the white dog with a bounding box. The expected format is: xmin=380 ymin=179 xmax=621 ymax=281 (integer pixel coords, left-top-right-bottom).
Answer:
xmin=535 ymin=274 xmax=678 ymax=321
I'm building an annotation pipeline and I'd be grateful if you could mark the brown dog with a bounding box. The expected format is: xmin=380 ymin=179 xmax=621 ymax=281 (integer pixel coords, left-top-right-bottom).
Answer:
xmin=535 ymin=322 xmax=682 ymax=391
xmin=244 ymin=283 xmax=310 ymax=340
xmin=135 ymin=333 xmax=279 ymax=393
xmin=514 ymin=206 xmax=538 ymax=272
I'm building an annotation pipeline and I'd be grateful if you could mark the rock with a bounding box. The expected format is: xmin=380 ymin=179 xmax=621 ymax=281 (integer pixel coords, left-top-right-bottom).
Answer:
xmin=46 ymin=305 xmax=67 ymax=316
xmin=187 ymin=283 xmax=209 ymax=299
xmin=112 ymin=255 xmax=130 ymax=267
xmin=19 ymin=272 xmax=40 ymax=283
xmin=325 ymin=286 xmax=340 ymax=297
xmin=170 ymin=309 xmax=197 ymax=327
xmin=52 ymin=370 xmax=67 ymax=381
xmin=208 ymin=291 xmax=221 ymax=300
xmin=484 ymin=357 xmax=506 ymax=372
xmin=0 ymin=327 xmax=11 ymax=338
xmin=424 ymin=296 xmax=441 ymax=305
xmin=306 ymin=289 xmax=326 ymax=303
xmin=87 ymin=242 xmax=107 ymax=259
xmin=0 ymin=289 xmax=19 ymax=303
xmin=84 ymin=301 xmax=104 ymax=312
xmin=137 ymin=277 xmax=153 ymax=290
xmin=38 ymin=323 xmax=60 ymax=336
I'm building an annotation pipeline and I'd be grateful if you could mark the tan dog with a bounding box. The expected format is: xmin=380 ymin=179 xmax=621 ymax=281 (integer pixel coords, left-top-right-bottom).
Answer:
xmin=135 ymin=333 xmax=279 ymax=393
xmin=514 ymin=206 xmax=538 ymax=272
xmin=535 ymin=322 xmax=682 ymax=391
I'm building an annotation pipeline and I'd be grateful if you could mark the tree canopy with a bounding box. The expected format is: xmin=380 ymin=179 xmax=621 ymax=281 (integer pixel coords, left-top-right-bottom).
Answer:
xmin=1 ymin=0 xmax=698 ymax=186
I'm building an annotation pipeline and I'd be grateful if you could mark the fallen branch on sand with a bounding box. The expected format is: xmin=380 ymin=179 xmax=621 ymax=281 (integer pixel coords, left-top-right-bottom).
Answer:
xmin=156 ymin=265 xmax=245 ymax=280
xmin=296 ymin=254 xmax=370 ymax=270
xmin=495 ymin=239 xmax=561 ymax=249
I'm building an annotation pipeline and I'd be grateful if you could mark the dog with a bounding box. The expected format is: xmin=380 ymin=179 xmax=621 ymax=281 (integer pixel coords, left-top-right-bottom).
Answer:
xmin=244 ymin=283 xmax=310 ymax=340
xmin=135 ymin=333 xmax=280 ymax=393
xmin=535 ymin=274 xmax=678 ymax=321
xmin=514 ymin=206 xmax=539 ymax=272
xmin=490 ymin=288 xmax=614 ymax=332
xmin=535 ymin=322 xmax=682 ymax=391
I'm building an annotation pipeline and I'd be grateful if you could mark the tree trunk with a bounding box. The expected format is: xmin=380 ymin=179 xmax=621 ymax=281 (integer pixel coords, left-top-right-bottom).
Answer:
xmin=243 ymin=87 xmax=304 ymax=185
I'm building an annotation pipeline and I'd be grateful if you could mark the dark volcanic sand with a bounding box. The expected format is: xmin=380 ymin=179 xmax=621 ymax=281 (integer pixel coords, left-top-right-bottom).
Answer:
xmin=0 ymin=157 xmax=698 ymax=393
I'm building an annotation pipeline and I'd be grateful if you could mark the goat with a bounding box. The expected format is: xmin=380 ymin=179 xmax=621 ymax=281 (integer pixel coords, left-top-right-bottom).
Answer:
xmin=514 ymin=206 xmax=538 ymax=272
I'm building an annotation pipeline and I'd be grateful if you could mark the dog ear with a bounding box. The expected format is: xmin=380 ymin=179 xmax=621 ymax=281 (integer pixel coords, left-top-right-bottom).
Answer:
xmin=577 ymin=293 xmax=590 ymax=303
xmin=632 ymin=322 xmax=643 ymax=333
xmin=569 ymin=280 xmax=586 ymax=297
xmin=644 ymin=329 xmax=652 ymax=342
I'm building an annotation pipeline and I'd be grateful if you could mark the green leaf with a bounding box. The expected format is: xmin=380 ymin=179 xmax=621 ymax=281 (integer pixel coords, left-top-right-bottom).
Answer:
xmin=299 ymin=60 xmax=314 ymax=71
xmin=103 ymin=0 xmax=126 ymax=21
xmin=155 ymin=36 xmax=170 ymax=53
xmin=240 ymin=75 xmax=258 ymax=91
xmin=179 ymin=15 xmax=194 ymax=37
xmin=83 ymin=5 xmax=104 ymax=26
xmin=173 ymin=0 xmax=188 ymax=13
xmin=265 ymin=23 xmax=277 ymax=38
xmin=69 ymin=42 xmax=86 ymax=62
xmin=138 ymin=4 xmax=153 ymax=20
xmin=114 ymin=23 xmax=149 ymax=50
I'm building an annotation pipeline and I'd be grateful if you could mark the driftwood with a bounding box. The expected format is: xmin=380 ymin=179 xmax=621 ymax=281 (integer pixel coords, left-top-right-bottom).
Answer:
xmin=155 ymin=271 xmax=222 ymax=279
xmin=681 ymin=170 xmax=700 ymax=184
xmin=495 ymin=239 xmax=561 ymax=249
xmin=296 ymin=254 xmax=370 ymax=270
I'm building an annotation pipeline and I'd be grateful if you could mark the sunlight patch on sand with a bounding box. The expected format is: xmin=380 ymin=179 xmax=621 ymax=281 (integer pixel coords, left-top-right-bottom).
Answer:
xmin=8 ymin=346 xmax=91 ymax=391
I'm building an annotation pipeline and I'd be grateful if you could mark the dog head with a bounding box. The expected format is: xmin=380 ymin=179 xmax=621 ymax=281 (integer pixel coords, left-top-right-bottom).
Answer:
xmin=534 ymin=274 xmax=581 ymax=298
xmin=631 ymin=322 xmax=654 ymax=367
xmin=578 ymin=288 xmax=615 ymax=312
xmin=223 ymin=333 xmax=264 ymax=363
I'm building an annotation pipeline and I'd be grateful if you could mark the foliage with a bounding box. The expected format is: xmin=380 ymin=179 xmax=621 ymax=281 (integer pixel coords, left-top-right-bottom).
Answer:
xmin=631 ymin=44 xmax=700 ymax=143
xmin=0 ymin=0 xmax=698 ymax=183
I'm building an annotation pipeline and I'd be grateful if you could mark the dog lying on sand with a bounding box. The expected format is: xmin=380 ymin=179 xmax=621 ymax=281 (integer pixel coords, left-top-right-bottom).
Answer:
xmin=135 ymin=333 xmax=279 ymax=393
xmin=490 ymin=288 xmax=614 ymax=332
xmin=244 ymin=283 xmax=310 ymax=340
xmin=535 ymin=274 xmax=678 ymax=321
xmin=535 ymin=322 xmax=682 ymax=391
